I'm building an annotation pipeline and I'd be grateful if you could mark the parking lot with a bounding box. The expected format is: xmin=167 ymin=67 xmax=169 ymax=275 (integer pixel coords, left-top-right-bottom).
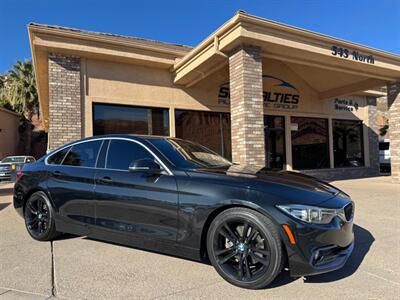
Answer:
xmin=0 ymin=177 xmax=399 ymax=299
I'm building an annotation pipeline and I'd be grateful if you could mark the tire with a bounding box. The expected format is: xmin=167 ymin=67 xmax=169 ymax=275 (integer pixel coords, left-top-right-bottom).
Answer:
xmin=206 ymin=207 xmax=282 ymax=289
xmin=24 ymin=191 xmax=60 ymax=241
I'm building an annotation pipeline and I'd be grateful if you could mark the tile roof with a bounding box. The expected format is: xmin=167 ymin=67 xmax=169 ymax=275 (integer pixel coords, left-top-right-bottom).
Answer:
xmin=29 ymin=23 xmax=193 ymax=52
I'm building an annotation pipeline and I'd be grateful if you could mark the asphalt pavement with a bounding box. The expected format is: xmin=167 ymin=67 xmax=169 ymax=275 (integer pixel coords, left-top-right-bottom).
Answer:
xmin=0 ymin=177 xmax=399 ymax=299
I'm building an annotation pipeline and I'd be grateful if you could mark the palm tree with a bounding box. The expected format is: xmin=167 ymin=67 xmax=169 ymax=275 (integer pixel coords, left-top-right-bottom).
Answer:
xmin=0 ymin=60 xmax=39 ymax=155
xmin=1 ymin=60 xmax=38 ymax=120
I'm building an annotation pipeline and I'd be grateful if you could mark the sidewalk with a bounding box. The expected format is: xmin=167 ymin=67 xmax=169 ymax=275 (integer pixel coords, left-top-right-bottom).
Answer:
xmin=0 ymin=183 xmax=14 ymax=196
xmin=0 ymin=288 xmax=54 ymax=299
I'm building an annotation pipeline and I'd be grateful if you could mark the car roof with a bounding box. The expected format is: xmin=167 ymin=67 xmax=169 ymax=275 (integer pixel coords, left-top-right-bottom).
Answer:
xmin=47 ymin=134 xmax=177 ymax=154
xmin=69 ymin=134 xmax=174 ymax=143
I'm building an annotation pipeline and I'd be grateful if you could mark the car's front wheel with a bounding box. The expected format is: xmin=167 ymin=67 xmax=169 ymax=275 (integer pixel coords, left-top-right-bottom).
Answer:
xmin=24 ymin=191 xmax=60 ymax=241
xmin=207 ymin=207 xmax=283 ymax=289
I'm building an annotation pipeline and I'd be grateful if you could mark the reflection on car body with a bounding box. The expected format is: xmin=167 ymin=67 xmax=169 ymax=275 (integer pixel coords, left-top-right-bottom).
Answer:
xmin=14 ymin=135 xmax=354 ymax=289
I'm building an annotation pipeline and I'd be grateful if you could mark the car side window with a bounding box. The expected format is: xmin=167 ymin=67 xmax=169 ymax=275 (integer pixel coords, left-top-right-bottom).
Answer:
xmin=47 ymin=147 xmax=71 ymax=165
xmin=106 ymin=140 xmax=154 ymax=171
xmin=62 ymin=140 xmax=102 ymax=168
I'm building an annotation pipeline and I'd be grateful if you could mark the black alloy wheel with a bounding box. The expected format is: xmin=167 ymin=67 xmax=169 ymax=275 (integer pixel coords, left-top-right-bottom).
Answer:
xmin=24 ymin=191 xmax=59 ymax=241
xmin=207 ymin=208 xmax=282 ymax=289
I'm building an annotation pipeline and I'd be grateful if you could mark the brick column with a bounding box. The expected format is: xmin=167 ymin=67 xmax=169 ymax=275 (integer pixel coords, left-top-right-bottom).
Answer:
xmin=387 ymin=81 xmax=400 ymax=183
xmin=229 ymin=45 xmax=265 ymax=166
xmin=366 ymin=96 xmax=380 ymax=174
xmin=48 ymin=53 xmax=82 ymax=150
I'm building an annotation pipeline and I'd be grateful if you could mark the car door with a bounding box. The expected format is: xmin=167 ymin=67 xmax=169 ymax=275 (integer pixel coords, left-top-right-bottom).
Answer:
xmin=45 ymin=140 xmax=103 ymax=234
xmin=94 ymin=138 xmax=179 ymax=242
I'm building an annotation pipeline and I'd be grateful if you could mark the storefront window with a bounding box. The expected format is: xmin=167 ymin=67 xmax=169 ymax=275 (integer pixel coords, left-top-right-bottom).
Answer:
xmin=93 ymin=103 xmax=169 ymax=136
xmin=333 ymin=120 xmax=364 ymax=167
xmin=175 ymin=110 xmax=231 ymax=160
xmin=264 ymin=115 xmax=285 ymax=169
xmin=291 ymin=117 xmax=329 ymax=170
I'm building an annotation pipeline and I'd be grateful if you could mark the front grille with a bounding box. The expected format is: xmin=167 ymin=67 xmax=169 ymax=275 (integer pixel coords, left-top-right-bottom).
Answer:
xmin=0 ymin=166 xmax=10 ymax=171
xmin=344 ymin=203 xmax=354 ymax=221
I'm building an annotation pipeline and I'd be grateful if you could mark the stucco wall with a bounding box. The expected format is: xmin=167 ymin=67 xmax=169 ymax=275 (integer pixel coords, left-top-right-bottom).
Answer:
xmin=0 ymin=108 xmax=19 ymax=159
xmin=84 ymin=57 xmax=369 ymax=123
xmin=78 ymin=56 xmax=376 ymax=176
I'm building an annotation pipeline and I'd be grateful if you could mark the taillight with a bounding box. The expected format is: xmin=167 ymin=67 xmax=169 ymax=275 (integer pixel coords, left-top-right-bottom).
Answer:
xmin=16 ymin=170 xmax=23 ymax=183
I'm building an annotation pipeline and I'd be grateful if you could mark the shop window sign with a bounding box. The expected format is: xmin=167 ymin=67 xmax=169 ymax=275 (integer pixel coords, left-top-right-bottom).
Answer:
xmin=334 ymin=98 xmax=359 ymax=112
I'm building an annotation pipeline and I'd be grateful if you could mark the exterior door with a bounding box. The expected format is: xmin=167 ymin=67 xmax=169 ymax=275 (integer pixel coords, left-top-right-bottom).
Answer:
xmin=264 ymin=115 xmax=286 ymax=170
xmin=94 ymin=139 xmax=179 ymax=242
xmin=46 ymin=140 xmax=103 ymax=232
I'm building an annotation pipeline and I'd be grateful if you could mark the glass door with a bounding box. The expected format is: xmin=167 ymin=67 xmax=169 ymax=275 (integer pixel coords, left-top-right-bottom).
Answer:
xmin=264 ymin=115 xmax=286 ymax=170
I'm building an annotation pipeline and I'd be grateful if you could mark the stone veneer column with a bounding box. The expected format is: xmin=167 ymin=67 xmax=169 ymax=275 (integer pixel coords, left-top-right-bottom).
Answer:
xmin=229 ymin=45 xmax=265 ymax=166
xmin=387 ymin=81 xmax=400 ymax=183
xmin=366 ymin=96 xmax=380 ymax=173
xmin=48 ymin=53 xmax=82 ymax=150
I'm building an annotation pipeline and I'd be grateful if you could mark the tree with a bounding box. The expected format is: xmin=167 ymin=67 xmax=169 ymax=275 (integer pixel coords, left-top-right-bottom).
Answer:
xmin=0 ymin=60 xmax=39 ymax=155
xmin=379 ymin=124 xmax=389 ymax=137
xmin=0 ymin=60 xmax=38 ymax=120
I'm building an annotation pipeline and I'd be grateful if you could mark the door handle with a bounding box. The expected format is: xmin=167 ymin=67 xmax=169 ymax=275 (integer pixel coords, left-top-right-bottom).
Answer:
xmin=99 ymin=176 xmax=113 ymax=184
xmin=53 ymin=170 xmax=61 ymax=177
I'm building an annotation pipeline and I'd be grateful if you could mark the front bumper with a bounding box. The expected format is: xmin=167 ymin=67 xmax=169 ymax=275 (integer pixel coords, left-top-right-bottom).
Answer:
xmin=276 ymin=201 xmax=355 ymax=277
xmin=288 ymin=238 xmax=354 ymax=277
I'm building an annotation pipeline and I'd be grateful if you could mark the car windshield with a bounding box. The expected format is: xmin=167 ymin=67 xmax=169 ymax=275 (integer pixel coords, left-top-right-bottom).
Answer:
xmin=1 ymin=157 xmax=25 ymax=163
xmin=150 ymin=138 xmax=232 ymax=169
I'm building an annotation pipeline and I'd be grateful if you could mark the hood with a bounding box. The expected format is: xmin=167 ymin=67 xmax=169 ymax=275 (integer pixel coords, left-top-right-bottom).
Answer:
xmin=195 ymin=165 xmax=344 ymax=205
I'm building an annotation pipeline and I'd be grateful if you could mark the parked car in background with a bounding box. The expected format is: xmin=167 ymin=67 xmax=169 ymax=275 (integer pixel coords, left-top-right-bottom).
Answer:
xmin=379 ymin=139 xmax=391 ymax=173
xmin=0 ymin=156 xmax=36 ymax=182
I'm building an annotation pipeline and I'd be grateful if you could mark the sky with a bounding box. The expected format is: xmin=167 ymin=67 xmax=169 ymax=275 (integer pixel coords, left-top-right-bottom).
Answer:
xmin=1 ymin=0 xmax=399 ymax=73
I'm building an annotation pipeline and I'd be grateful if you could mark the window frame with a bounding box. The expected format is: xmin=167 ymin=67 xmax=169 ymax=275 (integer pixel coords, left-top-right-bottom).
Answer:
xmin=61 ymin=140 xmax=103 ymax=168
xmin=44 ymin=137 xmax=173 ymax=175
xmin=46 ymin=146 xmax=72 ymax=166
xmin=332 ymin=118 xmax=365 ymax=168
xmin=290 ymin=116 xmax=330 ymax=170
xmin=264 ymin=115 xmax=286 ymax=170
xmin=104 ymin=139 xmax=156 ymax=171
xmin=174 ymin=108 xmax=231 ymax=159
xmin=92 ymin=102 xmax=170 ymax=136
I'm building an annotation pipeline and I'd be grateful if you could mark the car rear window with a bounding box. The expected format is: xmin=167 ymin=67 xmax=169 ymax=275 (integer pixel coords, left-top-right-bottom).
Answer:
xmin=47 ymin=147 xmax=71 ymax=165
xmin=62 ymin=141 xmax=102 ymax=168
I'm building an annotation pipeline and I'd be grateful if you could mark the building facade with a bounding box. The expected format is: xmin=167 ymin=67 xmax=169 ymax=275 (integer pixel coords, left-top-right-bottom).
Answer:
xmin=29 ymin=11 xmax=400 ymax=182
xmin=0 ymin=107 xmax=19 ymax=159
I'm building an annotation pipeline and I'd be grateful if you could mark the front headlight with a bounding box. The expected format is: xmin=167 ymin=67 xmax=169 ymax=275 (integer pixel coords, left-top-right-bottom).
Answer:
xmin=277 ymin=204 xmax=341 ymax=224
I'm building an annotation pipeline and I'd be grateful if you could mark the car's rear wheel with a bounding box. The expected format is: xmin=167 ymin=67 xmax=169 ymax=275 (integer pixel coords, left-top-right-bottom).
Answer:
xmin=24 ymin=191 xmax=59 ymax=241
xmin=207 ymin=207 xmax=282 ymax=289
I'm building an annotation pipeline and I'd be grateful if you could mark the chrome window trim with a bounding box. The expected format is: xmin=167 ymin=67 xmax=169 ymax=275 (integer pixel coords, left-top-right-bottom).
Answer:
xmin=44 ymin=137 xmax=173 ymax=176
xmin=94 ymin=140 xmax=105 ymax=168
xmin=104 ymin=139 xmax=111 ymax=169
xmin=60 ymin=146 xmax=73 ymax=166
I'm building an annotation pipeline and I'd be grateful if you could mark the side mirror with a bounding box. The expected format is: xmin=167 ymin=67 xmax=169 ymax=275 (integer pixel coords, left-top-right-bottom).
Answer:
xmin=128 ymin=158 xmax=162 ymax=173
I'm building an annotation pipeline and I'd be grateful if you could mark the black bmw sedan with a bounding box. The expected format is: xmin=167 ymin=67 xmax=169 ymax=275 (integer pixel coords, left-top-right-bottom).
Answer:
xmin=13 ymin=135 xmax=354 ymax=289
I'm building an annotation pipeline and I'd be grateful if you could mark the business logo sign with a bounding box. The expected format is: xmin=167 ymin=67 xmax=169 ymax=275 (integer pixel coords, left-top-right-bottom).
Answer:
xmin=331 ymin=45 xmax=375 ymax=64
xmin=218 ymin=75 xmax=300 ymax=110
xmin=334 ymin=97 xmax=359 ymax=112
